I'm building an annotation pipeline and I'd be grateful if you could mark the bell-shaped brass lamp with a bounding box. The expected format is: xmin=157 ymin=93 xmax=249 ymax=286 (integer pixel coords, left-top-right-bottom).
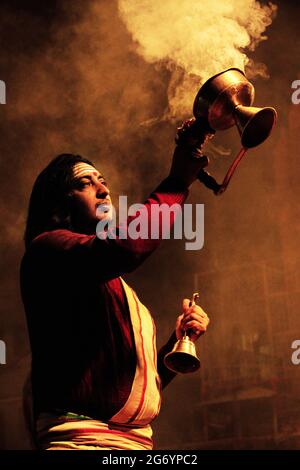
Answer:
xmin=192 ymin=68 xmax=277 ymax=194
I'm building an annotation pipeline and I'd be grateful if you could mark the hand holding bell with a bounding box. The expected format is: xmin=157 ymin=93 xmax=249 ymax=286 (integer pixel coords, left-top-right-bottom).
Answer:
xmin=164 ymin=293 xmax=209 ymax=374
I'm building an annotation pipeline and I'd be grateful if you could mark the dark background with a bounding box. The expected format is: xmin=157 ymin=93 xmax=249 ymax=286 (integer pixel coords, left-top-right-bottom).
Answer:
xmin=0 ymin=0 xmax=299 ymax=449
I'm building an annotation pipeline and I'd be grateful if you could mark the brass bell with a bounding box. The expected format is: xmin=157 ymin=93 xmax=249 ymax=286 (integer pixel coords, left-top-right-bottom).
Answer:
xmin=164 ymin=293 xmax=201 ymax=374
xmin=192 ymin=68 xmax=277 ymax=194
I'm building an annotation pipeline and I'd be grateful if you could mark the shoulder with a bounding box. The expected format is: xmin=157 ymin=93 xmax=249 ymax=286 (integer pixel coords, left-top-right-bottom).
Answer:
xmin=28 ymin=229 xmax=95 ymax=253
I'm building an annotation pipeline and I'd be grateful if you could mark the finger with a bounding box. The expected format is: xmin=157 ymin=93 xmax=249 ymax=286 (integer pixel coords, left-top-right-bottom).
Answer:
xmin=183 ymin=320 xmax=207 ymax=332
xmin=177 ymin=118 xmax=196 ymax=133
xmin=187 ymin=304 xmax=207 ymax=315
xmin=176 ymin=313 xmax=185 ymax=327
xmin=190 ymin=307 xmax=210 ymax=325
xmin=182 ymin=312 xmax=209 ymax=324
xmin=183 ymin=309 xmax=207 ymax=319
xmin=187 ymin=328 xmax=205 ymax=342
xmin=182 ymin=320 xmax=207 ymax=330
xmin=182 ymin=298 xmax=190 ymax=313
xmin=175 ymin=313 xmax=187 ymax=340
xmin=190 ymin=331 xmax=203 ymax=342
xmin=189 ymin=304 xmax=205 ymax=313
xmin=182 ymin=299 xmax=203 ymax=314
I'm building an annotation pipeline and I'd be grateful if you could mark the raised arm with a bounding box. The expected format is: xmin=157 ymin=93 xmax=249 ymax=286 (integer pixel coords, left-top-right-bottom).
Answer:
xmin=28 ymin=122 xmax=211 ymax=282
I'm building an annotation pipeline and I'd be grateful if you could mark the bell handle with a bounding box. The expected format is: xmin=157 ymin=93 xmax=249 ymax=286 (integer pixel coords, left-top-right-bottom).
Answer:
xmin=184 ymin=293 xmax=199 ymax=339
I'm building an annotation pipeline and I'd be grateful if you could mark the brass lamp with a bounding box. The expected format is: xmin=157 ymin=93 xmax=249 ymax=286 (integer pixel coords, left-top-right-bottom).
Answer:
xmin=192 ymin=68 xmax=277 ymax=194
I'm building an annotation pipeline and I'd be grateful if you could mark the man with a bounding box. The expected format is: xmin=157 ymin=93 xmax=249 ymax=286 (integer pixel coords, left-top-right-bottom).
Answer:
xmin=20 ymin=119 xmax=212 ymax=450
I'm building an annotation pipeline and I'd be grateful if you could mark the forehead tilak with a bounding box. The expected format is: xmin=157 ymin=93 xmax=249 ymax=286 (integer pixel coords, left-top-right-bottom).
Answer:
xmin=72 ymin=162 xmax=101 ymax=179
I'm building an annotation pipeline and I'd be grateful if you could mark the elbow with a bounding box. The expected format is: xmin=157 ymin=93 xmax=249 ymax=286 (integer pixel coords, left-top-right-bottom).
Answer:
xmin=121 ymin=249 xmax=152 ymax=273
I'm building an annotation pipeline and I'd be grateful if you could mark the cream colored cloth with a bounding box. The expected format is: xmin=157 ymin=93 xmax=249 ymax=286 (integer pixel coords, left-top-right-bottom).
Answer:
xmin=37 ymin=413 xmax=153 ymax=450
xmin=110 ymin=278 xmax=162 ymax=426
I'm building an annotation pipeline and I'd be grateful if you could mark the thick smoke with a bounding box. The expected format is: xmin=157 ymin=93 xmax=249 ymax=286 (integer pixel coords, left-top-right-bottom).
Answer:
xmin=118 ymin=0 xmax=277 ymax=118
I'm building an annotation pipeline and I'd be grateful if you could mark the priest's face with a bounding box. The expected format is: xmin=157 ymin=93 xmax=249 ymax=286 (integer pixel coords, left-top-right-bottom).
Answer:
xmin=69 ymin=162 xmax=113 ymax=233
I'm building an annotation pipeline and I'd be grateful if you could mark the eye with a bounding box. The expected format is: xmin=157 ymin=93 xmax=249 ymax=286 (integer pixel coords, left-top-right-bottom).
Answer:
xmin=98 ymin=176 xmax=108 ymax=186
xmin=74 ymin=179 xmax=91 ymax=189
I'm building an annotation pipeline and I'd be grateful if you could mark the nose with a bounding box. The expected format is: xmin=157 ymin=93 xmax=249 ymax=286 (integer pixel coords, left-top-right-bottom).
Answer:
xmin=96 ymin=181 xmax=110 ymax=199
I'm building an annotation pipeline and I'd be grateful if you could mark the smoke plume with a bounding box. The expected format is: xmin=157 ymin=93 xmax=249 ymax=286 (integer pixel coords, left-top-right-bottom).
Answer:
xmin=118 ymin=0 xmax=277 ymax=118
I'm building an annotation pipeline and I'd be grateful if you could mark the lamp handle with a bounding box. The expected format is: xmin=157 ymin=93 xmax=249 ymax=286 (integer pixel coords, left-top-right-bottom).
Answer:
xmin=197 ymin=168 xmax=221 ymax=194
xmin=197 ymin=147 xmax=248 ymax=195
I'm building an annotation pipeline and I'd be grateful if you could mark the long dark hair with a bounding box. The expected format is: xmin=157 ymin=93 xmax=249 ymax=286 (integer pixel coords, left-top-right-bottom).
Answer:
xmin=24 ymin=153 xmax=95 ymax=249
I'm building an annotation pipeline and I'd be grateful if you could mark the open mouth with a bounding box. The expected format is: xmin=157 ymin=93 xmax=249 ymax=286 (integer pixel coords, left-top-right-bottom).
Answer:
xmin=96 ymin=203 xmax=111 ymax=214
